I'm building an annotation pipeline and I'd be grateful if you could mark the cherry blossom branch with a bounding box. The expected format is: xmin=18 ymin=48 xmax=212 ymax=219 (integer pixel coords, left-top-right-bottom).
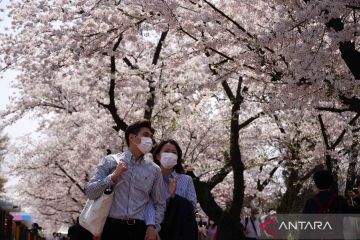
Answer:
xmin=345 ymin=5 xmax=360 ymax=10
xmin=316 ymin=106 xmax=351 ymax=113
xmin=257 ymin=161 xmax=284 ymax=191
xmin=317 ymin=112 xmax=359 ymax=181
xmin=332 ymin=113 xmax=360 ymax=148
xmin=208 ymin=163 xmax=232 ymax=190
xmin=24 ymin=190 xmax=57 ymax=201
xmin=98 ymin=33 xmax=128 ymax=131
xmin=144 ymin=31 xmax=168 ymax=120
xmin=273 ymin=114 xmax=286 ymax=134
xmin=55 ymin=161 xmax=85 ymax=194
xmin=221 ymin=80 xmax=235 ymax=102
xmin=183 ymin=130 xmax=196 ymax=160
xmin=239 ymin=112 xmax=263 ymax=130
xmin=202 ymin=0 xmax=253 ymax=39
xmin=122 ymin=57 xmax=138 ymax=69
xmin=318 ymin=114 xmax=331 ymax=149
xmin=340 ymin=95 xmax=360 ymax=113
xmin=299 ymin=164 xmax=324 ymax=181
xmin=152 ymin=30 xmax=169 ymax=65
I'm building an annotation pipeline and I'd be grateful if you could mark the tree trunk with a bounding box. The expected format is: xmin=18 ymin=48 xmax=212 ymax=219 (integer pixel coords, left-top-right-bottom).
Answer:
xmin=277 ymin=169 xmax=302 ymax=213
xmin=217 ymin=213 xmax=243 ymax=240
xmin=345 ymin=137 xmax=359 ymax=193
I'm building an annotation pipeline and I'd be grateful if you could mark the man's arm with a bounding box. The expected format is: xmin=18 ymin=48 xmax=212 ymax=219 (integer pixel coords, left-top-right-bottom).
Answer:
xmin=144 ymin=200 xmax=156 ymax=228
xmin=144 ymin=200 xmax=160 ymax=240
xmin=84 ymin=156 xmax=115 ymax=200
xmin=150 ymin=167 xmax=166 ymax=231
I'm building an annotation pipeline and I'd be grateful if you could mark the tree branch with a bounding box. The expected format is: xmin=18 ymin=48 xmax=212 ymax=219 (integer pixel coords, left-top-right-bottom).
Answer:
xmin=331 ymin=113 xmax=360 ymax=148
xmin=239 ymin=112 xmax=263 ymax=130
xmin=55 ymin=161 xmax=85 ymax=194
xmin=152 ymin=30 xmax=169 ymax=65
xmin=316 ymin=106 xmax=351 ymax=113
xmin=257 ymin=162 xmax=283 ymax=192
xmin=99 ymin=34 xmax=128 ymax=132
xmin=122 ymin=57 xmax=138 ymax=69
xmin=299 ymin=164 xmax=324 ymax=181
xmin=208 ymin=163 xmax=232 ymax=189
xmin=317 ymin=114 xmax=331 ymax=149
xmin=273 ymin=114 xmax=286 ymax=134
xmin=340 ymin=95 xmax=360 ymax=113
xmin=202 ymin=0 xmax=253 ymax=38
xmin=221 ymin=80 xmax=235 ymax=102
xmin=208 ymin=47 xmax=234 ymax=61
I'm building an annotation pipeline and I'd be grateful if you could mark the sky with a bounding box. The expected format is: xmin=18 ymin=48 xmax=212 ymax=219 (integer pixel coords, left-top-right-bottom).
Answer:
xmin=0 ymin=0 xmax=38 ymax=138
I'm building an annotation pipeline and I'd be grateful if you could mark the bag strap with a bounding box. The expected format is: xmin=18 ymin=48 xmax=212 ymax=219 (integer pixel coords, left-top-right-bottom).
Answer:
xmin=313 ymin=194 xmax=336 ymax=213
xmin=245 ymin=216 xmax=258 ymax=235
xmin=111 ymin=153 xmax=122 ymax=164
xmin=104 ymin=154 xmax=123 ymax=192
xmin=326 ymin=194 xmax=336 ymax=210
xmin=250 ymin=217 xmax=258 ymax=236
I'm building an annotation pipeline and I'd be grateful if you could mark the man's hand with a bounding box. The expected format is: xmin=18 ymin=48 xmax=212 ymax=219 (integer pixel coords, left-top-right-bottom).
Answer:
xmin=111 ymin=161 xmax=128 ymax=182
xmin=169 ymin=177 xmax=178 ymax=199
xmin=145 ymin=225 xmax=160 ymax=240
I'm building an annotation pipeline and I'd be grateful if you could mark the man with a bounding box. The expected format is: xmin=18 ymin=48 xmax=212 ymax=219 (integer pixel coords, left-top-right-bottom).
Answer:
xmin=303 ymin=170 xmax=347 ymax=214
xmin=302 ymin=170 xmax=348 ymax=239
xmin=242 ymin=208 xmax=260 ymax=240
xmin=85 ymin=120 xmax=165 ymax=240
xmin=67 ymin=217 xmax=92 ymax=240
xmin=347 ymin=178 xmax=360 ymax=210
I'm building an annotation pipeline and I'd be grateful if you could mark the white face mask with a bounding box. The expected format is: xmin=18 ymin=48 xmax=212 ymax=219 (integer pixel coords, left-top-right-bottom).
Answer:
xmin=137 ymin=137 xmax=153 ymax=154
xmin=160 ymin=152 xmax=178 ymax=169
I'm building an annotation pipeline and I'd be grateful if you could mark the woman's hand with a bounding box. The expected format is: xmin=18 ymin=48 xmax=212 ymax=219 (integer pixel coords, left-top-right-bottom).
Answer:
xmin=169 ymin=177 xmax=178 ymax=198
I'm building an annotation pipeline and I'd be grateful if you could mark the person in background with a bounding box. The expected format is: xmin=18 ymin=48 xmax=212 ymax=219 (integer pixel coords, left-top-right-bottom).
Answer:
xmin=31 ymin=223 xmax=44 ymax=237
xmin=242 ymin=208 xmax=260 ymax=240
xmin=303 ymin=170 xmax=348 ymax=214
xmin=53 ymin=232 xmax=61 ymax=240
xmin=206 ymin=219 xmax=217 ymax=240
xmin=67 ymin=217 xmax=92 ymax=240
xmin=302 ymin=170 xmax=349 ymax=239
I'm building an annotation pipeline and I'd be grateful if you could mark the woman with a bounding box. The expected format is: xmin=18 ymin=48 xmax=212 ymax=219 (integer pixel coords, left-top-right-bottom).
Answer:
xmin=145 ymin=139 xmax=198 ymax=240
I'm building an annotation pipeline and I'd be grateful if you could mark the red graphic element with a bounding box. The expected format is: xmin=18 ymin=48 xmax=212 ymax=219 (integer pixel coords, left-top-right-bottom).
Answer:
xmin=259 ymin=216 xmax=278 ymax=239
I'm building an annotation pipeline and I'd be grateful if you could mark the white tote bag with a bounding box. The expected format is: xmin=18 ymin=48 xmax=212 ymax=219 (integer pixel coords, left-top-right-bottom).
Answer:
xmin=79 ymin=154 xmax=121 ymax=236
xmin=79 ymin=189 xmax=114 ymax=236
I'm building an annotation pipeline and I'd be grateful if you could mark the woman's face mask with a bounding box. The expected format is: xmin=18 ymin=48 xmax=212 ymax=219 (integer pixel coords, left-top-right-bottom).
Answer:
xmin=160 ymin=152 xmax=178 ymax=169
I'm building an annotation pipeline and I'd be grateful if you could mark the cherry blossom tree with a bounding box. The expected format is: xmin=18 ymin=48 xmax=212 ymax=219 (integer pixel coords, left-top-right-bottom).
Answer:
xmin=0 ymin=125 xmax=8 ymax=196
xmin=1 ymin=0 xmax=360 ymax=238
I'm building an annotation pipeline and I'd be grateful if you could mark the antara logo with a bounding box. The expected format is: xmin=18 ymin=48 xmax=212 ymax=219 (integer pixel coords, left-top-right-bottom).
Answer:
xmin=278 ymin=221 xmax=332 ymax=231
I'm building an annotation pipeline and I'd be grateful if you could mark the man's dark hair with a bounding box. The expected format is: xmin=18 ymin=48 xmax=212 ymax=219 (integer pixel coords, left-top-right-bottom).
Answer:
xmin=313 ymin=170 xmax=333 ymax=190
xmin=125 ymin=120 xmax=155 ymax=146
xmin=153 ymin=139 xmax=185 ymax=174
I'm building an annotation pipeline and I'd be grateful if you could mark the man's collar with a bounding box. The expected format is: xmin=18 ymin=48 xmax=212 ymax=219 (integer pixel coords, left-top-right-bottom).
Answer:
xmin=125 ymin=150 xmax=144 ymax=164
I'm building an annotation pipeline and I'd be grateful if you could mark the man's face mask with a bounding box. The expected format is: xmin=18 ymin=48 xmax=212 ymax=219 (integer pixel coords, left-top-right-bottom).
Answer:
xmin=160 ymin=152 xmax=178 ymax=169
xmin=136 ymin=136 xmax=153 ymax=154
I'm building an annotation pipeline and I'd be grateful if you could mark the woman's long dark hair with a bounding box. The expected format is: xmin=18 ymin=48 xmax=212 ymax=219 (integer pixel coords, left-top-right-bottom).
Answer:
xmin=152 ymin=139 xmax=184 ymax=174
